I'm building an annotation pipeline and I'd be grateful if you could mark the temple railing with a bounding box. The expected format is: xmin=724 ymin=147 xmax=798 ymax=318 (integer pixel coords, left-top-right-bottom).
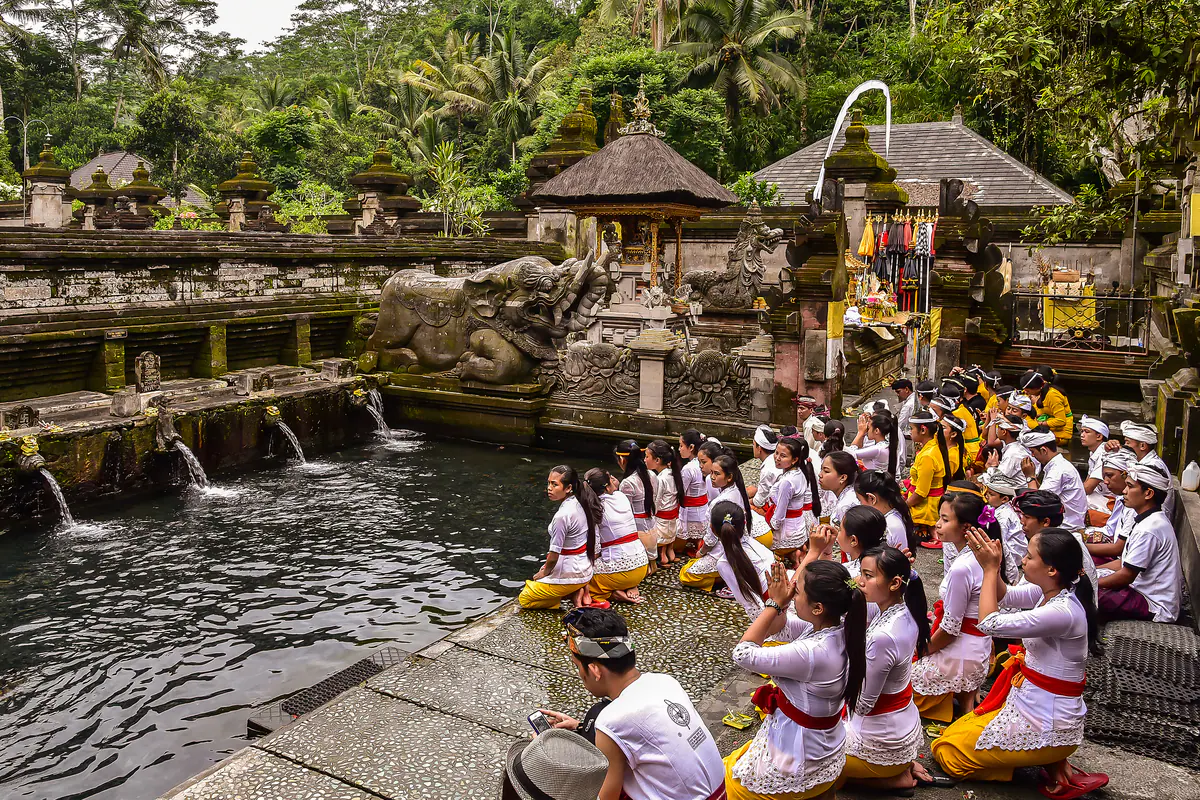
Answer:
xmin=1008 ymin=290 xmax=1150 ymax=353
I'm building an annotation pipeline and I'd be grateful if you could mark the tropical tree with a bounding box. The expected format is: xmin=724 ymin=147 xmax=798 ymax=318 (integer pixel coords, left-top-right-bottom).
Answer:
xmin=0 ymin=0 xmax=41 ymax=125
xmin=673 ymin=0 xmax=808 ymax=121
xmin=404 ymin=31 xmax=484 ymax=145
xmin=96 ymin=0 xmax=185 ymax=122
xmin=462 ymin=30 xmax=555 ymax=157
xmin=251 ymin=74 xmax=298 ymax=113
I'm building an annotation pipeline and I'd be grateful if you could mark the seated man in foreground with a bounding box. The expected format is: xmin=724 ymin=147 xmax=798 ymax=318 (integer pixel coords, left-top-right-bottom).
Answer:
xmin=539 ymin=608 xmax=727 ymax=800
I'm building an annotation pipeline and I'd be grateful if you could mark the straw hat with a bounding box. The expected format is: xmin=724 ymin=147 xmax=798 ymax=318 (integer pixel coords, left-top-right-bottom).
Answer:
xmin=502 ymin=729 xmax=608 ymax=800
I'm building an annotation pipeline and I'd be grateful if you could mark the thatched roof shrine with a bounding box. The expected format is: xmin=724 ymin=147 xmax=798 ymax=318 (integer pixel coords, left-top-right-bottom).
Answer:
xmin=532 ymin=84 xmax=736 ymax=216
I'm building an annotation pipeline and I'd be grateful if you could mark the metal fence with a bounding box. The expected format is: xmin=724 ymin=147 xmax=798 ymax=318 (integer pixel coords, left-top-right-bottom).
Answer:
xmin=1008 ymin=290 xmax=1150 ymax=353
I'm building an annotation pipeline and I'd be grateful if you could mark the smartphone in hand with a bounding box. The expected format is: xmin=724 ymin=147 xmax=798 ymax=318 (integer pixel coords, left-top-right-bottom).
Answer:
xmin=528 ymin=711 xmax=553 ymax=735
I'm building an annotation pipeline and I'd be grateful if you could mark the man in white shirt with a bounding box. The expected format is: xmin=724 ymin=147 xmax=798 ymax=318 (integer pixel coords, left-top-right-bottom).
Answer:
xmin=1020 ymin=426 xmax=1087 ymax=530
xmin=1096 ymin=462 xmax=1182 ymax=623
xmin=1085 ymin=448 xmax=1137 ymax=563
xmin=1078 ymin=415 xmax=1113 ymax=515
xmin=891 ymin=378 xmax=916 ymax=467
xmin=1103 ymin=421 xmax=1177 ymax=521
xmin=540 ymin=609 xmax=726 ymax=800
xmin=986 ymin=414 xmax=1029 ymax=480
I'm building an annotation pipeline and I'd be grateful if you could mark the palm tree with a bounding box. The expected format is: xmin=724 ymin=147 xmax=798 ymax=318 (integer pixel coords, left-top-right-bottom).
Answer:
xmin=404 ymin=31 xmax=485 ymax=146
xmin=673 ymin=0 xmax=809 ymax=120
xmin=599 ymin=0 xmax=680 ymax=50
xmin=96 ymin=0 xmax=183 ymax=122
xmin=462 ymin=30 xmax=555 ymax=158
xmin=251 ymin=74 xmax=298 ymax=113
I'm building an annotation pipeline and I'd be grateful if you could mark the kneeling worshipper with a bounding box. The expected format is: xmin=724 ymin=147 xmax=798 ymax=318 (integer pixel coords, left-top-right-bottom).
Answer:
xmin=679 ymin=429 xmax=712 ymax=556
xmin=712 ymin=501 xmax=777 ymax=621
xmin=766 ymin=436 xmax=822 ymax=564
xmin=724 ymin=531 xmax=867 ymax=800
xmin=1084 ymin=449 xmax=1136 ymax=563
xmin=839 ymin=546 xmax=945 ymax=793
xmin=1113 ymin=421 xmax=1176 ymax=520
xmin=1020 ymin=426 xmax=1088 ymax=531
xmin=1096 ymin=461 xmax=1182 ymax=623
xmin=835 ymin=505 xmax=887 ymax=579
xmin=979 ymin=468 xmax=1028 ymax=585
xmin=584 ymin=468 xmax=650 ymax=607
xmin=519 ymin=465 xmax=601 ymax=610
xmin=540 ymin=608 xmax=727 ymax=800
xmin=905 ymin=409 xmax=960 ymax=549
xmin=911 ymin=492 xmax=998 ymax=723
xmin=933 ymin=528 xmax=1108 ymax=800
xmin=681 ymin=454 xmax=753 ymax=592
xmin=854 ymin=469 xmax=916 ymax=552
xmin=1077 ymin=416 xmax=1113 ymax=517
xmin=645 ymin=439 xmax=684 ymax=567
xmin=1013 ymin=490 xmax=1098 ymax=593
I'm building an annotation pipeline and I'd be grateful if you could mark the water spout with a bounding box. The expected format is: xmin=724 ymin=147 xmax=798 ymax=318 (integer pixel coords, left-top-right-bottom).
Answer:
xmin=366 ymin=389 xmax=392 ymax=440
xmin=38 ymin=468 xmax=74 ymax=527
xmin=275 ymin=422 xmax=307 ymax=464
xmin=173 ymin=440 xmax=209 ymax=488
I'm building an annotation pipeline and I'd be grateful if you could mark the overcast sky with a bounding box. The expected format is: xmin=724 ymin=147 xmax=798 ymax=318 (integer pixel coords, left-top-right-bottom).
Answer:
xmin=212 ymin=0 xmax=302 ymax=50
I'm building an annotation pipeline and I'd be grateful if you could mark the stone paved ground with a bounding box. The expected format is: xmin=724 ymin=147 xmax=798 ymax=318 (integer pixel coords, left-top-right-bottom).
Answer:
xmin=161 ymin=557 xmax=1200 ymax=800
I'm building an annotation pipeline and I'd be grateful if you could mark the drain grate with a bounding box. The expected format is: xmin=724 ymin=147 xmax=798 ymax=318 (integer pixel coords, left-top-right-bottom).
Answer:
xmin=247 ymin=646 xmax=410 ymax=737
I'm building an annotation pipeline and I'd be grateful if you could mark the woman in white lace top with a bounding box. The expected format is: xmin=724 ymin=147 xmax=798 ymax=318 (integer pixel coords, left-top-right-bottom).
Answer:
xmin=933 ymin=528 xmax=1108 ymax=799
xmin=911 ymin=492 xmax=998 ymax=723
xmin=840 ymin=546 xmax=935 ymax=792
xmin=722 ymin=526 xmax=867 ymax=800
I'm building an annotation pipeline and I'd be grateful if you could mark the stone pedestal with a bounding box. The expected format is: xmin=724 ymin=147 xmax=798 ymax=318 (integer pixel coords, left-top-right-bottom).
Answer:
xmin=628 ymin=329 xmax=683 ymax=415
xmin=22 ymin=141 xmax=71 ymax=228
xmin=89 ymin=330 xmax=126 ymax=392
xmin=594 ymin=304 xmax=684 ymax=346
xmin=192 ymin=324 xmax=228 ymax=378
xmin=345 ymin=145 xmax=421 ymax=234
xmin=1157 ymin=368 xmax=1200 ymax=474
xmin=283 ymin=318 xmax=312 ymax=366
xmin=733 ymin=334 xmax=775 ymax=423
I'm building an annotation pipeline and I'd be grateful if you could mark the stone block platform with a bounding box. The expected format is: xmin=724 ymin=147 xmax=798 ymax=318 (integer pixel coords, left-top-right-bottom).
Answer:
xmin=161 ymin=563 xmax=1200 ymax=800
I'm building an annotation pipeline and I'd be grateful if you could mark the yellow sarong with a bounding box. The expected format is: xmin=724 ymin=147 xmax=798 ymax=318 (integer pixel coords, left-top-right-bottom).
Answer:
xmin=914 ymin=690 xmax=955 ymax=723
xmin=932 ymin=708 xmax=1077 ymax=781
xmin=679 ymin=558 xmax=718 ymax=591
xmin=755 ymin=530 xmax=774 ymax=549
xmin=587 ymin=564 xmax=648 ymax=601
xmin=518 ymin=579 xmax=585 ymax=610
xmin=839 ymin=756 xmax=909 ymax=783
xmin=725 ymin=741 xmax=836 ymax=800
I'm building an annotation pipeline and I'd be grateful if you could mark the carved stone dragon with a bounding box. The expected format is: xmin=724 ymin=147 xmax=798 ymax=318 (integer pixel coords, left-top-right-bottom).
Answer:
xmin=683 ymin=201 xmax=784 ymax=309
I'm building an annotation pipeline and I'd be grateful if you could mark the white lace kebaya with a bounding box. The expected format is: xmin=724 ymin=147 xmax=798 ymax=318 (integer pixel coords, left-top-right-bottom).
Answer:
xmin=911 ymin=548 xmax=992 ymax=696
xmin=974 ymin=585 xmax=1088 ymax=751
xmin=846 ymin=603 xmax=923 ymax=766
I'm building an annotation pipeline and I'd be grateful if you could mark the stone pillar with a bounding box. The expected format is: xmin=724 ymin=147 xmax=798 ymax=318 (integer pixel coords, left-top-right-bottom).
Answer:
xmin=22 ymin=140 xmax=71 ymax=228
xmin=227 ymin=196 xmax=246 ymax=232
xmin=282 ymin=318 xmax=312 ymax=366
xmin=734 ymin=334 xmax=775 ymax=423
xmin=1157 ymin=368 xmax=1200 ymax=474
xmin=192 ymin=324 xmax=228 ymax=378
xmin=628 ymin=329 xmax=681 ymax=415
xmin=534 ymin=209 xmax=579 ymax=257
xmin=89 ymin=330 xmax=126 ymax=392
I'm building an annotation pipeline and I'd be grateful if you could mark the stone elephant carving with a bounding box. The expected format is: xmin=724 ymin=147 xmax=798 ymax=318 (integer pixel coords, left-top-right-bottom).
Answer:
xmin=366 ymin=252 xmax=611 ymax=384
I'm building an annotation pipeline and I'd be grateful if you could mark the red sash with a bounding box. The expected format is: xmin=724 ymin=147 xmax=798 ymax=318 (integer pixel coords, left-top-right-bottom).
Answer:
xmin=902 ymin=478 xmax=944 ymax=499
xmin=751 ymin=684 xmax=843 ymax=730
xmin=974 ymin=646 xmax=1085 ymax=717
xmin=601 ymin=532 xmax=640 ymax=549
xmin=633 ymin=512 xmax=651 ymax=520
xmin=657 ymin=506 xmax=680 ymax=520
xmin=761 ymin=501 xmax=812 ymax=520
xmin=866 ymin=683 xmax=914 ymax=716
xmin=560 ymin=544 xmax=588 ymax=555
xmin=931 ymin=599 xmax=984 ymax=637
xmin=622 ymin=785 xmax=725 ymax=800
xmin=682 ymin=493 xmax=709 ymax=508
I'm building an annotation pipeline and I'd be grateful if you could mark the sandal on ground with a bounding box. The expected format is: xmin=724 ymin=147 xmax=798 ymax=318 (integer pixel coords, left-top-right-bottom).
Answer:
xmin=918 ymin=540 xmax=943 ymax=549
xmin=715 ymin=587 xmax=736 ymax=600
xmin=1037 ymin=772 xmax=1109 ymax=800
xmin=585 ymin=600 xmax=611 ymax=610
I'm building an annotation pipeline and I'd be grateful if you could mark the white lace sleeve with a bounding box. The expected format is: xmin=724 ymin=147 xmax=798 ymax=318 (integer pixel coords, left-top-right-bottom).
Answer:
xmin=854 ymin=632 xmax=892 ymax=716
xmin=939 ymin=564 xmax=971 ymax=637
xmin=732 ymin=637 xmax=817 ymax=681
xmin=1000 ymin=582 xmax=1043 ymax=610
xmin=978 ymin=597 xmax=1075 ymax=639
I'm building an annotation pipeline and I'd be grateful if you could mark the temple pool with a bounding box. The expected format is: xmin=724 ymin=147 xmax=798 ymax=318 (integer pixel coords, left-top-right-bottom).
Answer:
xmin=0 ymin=434 xmax=564 ymax=800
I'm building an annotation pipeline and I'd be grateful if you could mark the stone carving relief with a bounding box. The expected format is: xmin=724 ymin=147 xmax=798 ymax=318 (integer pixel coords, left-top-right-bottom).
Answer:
xmin=683 ymin=201 xmax=783 ymax=309
xmin=367 ymin=250 xmax=614 ymax=384
xmin=549 ymin=341 xmax=639 ymax=408
xmin=135 ymin=351 xmax=161 ymax=392
xmin=664 ymin=348 xmax=751 ymax=418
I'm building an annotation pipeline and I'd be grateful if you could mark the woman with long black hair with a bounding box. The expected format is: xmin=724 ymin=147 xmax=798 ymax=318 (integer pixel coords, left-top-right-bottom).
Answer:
xmin=840 ymin=546 xmax=936 ymax=792
xmin=614 ymin=439 xmax=658 ymax=571
xmin=583 ymin=468 xmax=650 ymax=607
xmin=710 ymin=500 xmax=775 ymax=621
xmin=723 ymin=524 xmax=868 ymax=800
xmin=941 ymin=414 xmax=970 ymax=479
xmin=519 ymin=465 xmax=603 ymax=610
xmin=849 ymin=409 xmax=901 ymax=476
xmin=645 ymin=439 xmax=684 ymax=566
xmin=767 ymin=437 xmax=822 ymax=565
xmin=856 ymin=470 xmax=916 ymax=553
xmin=933 ymin=528 xmax=1107 ymax=799
xmin=678 ymin=429 xmax=710 ymax=556
xmin=680 ymin=453 xmax=752 ymax=591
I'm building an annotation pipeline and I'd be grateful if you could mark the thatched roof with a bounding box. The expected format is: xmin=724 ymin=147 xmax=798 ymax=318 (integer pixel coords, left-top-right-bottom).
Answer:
xmin=532 ymin=133 xmax=737 ymax=210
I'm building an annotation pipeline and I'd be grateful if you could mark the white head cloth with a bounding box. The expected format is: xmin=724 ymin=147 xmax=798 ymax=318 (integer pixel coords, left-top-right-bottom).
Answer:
xmin=1009 ymin=394 xmax=1033 ymax=412
xmin=1020 ymin=429 xmax=1056 ymax=449
xmin=1121 ymin=421 xmax=1158 ymax=444
xmin=980 ymin=467 xmax=1024 ymax=497
xmin=804 ymin=415 xmax=825 ymax=436
xmin=943 ymin=414 xmax=966 ymax=433
xmin=1129 ymin=462 xmax=1172 ymax=491
xmin=1101 ymin=448 xmax=1136 ymax=473
xmin=996 ymin=416 xmax=1024 ymax=432
xmin=754 ymin=426 xmax=777 ymax=451
xmin=930 ymin=396 xmax=956 ymax=413
xmin=1079 ymin=415 xmax=1109 ymax=438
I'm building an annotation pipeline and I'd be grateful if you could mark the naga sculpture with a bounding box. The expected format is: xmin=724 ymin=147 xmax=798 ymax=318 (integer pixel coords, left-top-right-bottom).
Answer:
xmin=366 ymin=252 xmax=611 ymax=384
xmin=683 ymin=201 xmax=784 ymax=309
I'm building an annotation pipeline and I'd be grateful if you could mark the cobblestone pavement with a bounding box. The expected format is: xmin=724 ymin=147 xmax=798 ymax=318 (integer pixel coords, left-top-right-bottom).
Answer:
xmin=161 ymin=559 xmax=1200 ymax=800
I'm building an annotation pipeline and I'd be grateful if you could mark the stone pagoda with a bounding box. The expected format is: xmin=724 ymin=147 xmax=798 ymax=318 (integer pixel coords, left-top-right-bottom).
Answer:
xmin=215 ymin=152 xmax=281 ymax=231
xmin=345 ymin=144 xmax=421 ymax=235
xmin=22 ymin=139 xmax=72 ymax=228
